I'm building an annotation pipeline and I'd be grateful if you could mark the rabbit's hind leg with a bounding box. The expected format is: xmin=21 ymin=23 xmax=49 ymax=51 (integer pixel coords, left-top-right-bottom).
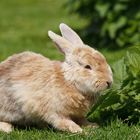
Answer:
xmin=0 ymin=122 xmax=13 ymax=133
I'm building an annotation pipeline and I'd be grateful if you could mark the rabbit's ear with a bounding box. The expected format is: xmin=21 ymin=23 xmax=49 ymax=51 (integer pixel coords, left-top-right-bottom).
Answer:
xmin=59 ymin=23 xmax=84 ymax=46
xmin=48 ymin=31 xmax=73 ymax=54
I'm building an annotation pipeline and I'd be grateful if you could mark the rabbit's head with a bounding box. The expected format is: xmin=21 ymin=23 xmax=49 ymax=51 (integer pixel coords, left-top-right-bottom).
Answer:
xmin=48 ymin=23 xmax=113 ymax=96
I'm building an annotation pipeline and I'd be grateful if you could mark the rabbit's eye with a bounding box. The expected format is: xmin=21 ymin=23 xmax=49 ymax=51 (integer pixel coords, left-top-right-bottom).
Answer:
xmin=84 ymin=65 xmax=92 ymax=70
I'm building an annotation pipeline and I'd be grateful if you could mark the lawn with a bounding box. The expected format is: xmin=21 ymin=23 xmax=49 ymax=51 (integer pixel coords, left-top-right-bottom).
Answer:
xmin=0 ymin=120 xmax=140 ymax=140
xmin=0 ymin=0 xmax=126 ymax=63
xmin=0 ymin=0 xmax=87 ymax=61
xmin=0 ymin=0 xmax=139 ymax=140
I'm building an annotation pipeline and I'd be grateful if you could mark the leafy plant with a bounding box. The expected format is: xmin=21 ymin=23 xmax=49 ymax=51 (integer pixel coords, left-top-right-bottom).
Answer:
xmin=66 ymin=0 xmax=140 ymax=48
xmin=88 ymin=46 xmax=140 ymax=124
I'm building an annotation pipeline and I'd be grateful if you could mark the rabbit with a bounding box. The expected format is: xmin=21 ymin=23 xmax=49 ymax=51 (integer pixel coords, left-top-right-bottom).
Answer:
xmin=0 ymin=23 xmax=113 ymax=133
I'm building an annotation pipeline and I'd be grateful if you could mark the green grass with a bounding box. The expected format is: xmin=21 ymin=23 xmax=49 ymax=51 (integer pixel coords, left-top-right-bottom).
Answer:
xmin=0 ymin=0 xmax=125 ymax=63
xmin=0 ymin=120 xmax=140 ymax=140
xmin=0 ymin=0 xmax=139 ymax=139
xmin=0 ymin=0 xmax=87 ymax=61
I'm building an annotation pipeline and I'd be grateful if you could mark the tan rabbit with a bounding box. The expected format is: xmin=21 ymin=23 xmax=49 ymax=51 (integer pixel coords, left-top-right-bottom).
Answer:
xmin=0 ymin=23 xmax=113 ymax=133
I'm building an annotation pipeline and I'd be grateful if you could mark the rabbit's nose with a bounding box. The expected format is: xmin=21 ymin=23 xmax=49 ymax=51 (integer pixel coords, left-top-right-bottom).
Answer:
xmin=106 ymin=81 xmax=112 ymax=88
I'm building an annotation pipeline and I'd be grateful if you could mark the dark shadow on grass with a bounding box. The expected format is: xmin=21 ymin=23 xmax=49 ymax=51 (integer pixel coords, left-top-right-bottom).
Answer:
xmin=13 ymin=123 xmax=57 ymax=132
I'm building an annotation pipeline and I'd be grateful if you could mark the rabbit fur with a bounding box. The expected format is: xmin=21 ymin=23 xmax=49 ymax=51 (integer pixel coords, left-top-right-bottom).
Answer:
xmin=0 ymin=23 xmax=113 ymax=133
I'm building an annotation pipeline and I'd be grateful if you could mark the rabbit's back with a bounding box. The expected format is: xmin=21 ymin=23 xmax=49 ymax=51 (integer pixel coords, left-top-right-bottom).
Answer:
xmin=0 ymin=52 xmax=56 ymax=124
xmin=0 ymin=51 xmax=51 ymax=77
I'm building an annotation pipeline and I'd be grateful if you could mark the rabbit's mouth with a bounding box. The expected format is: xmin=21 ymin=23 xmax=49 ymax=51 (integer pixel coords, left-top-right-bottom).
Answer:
xmin=82 ymin=80 xmax=111 ymax=96
xmin=92 ymin=80 xmax=112 ymax=94
xmin=73 ymin=77 xmax=112 ymax=97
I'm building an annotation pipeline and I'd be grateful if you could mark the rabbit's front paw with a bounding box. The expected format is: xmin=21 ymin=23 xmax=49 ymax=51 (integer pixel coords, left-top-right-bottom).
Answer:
xmin=51 ymin=117 xmax=82 ymax=133
xmin=0 ymin=122 xmax=13 ymax=133
xmin=68 ymin=122 xmax=83 ymax=133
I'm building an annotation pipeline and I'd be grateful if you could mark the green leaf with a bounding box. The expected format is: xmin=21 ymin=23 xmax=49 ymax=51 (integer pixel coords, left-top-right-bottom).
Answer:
xmin=134 ymin=95 xmax=140 ymax=102
xmin=108 ymin=17 xmax=127 ymax=39
xmin=95 ymin=3 xmax=110 ymax=18
xmin=112 ymin=58 xmax=127 ymax=88
xmin=126 ymin=51 xmax=140 ymax=77
xmin=114 ymin=3 xmax=126 ymax=12
xmin=108 ymin=23 xmax=117 ymax=38
xmin=116 ymin=16 xmax=127 ymax=29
